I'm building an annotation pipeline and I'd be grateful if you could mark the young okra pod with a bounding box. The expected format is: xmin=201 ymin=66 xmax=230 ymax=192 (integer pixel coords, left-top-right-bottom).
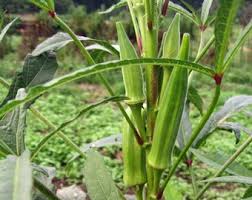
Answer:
xmin=122 ymin=110 xmax=147 ymax=186
xmin=116 ymin=22 xmax=146 ymax=139
xmin=160 ymin=13 xmax=180 ymax=100
xmin=148 ymin=33 xmax=190 ymax=169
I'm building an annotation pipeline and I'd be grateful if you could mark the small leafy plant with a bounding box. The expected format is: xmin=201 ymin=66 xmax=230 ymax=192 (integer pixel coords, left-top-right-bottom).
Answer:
xmin=0 ymin=0 xmax=252 ymax=200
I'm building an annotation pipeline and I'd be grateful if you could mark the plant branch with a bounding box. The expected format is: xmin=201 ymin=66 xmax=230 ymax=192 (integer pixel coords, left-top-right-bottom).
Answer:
xmin=157 ymin=85 xmax=221 ymax=199
xmin=195 ymin=135 xmax=252 ymax=200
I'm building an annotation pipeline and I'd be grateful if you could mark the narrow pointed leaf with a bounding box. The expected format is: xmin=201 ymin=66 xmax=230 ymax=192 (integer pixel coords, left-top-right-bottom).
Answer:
xmin=188 ymin=86 xmax=203 ymax=115
xmin=84 ymin=151 xmax=124 ymax=200
xmin=32 ymin=32 xmax=119 ymax=57
xmin=223 ymin=20 xmax=252 ymax=71
xmin=0 ymin=151 xmax=32 ymax=200
xmin=0 ymin=58 xmax=214 ymax=118
xmin=168 ymin=1 xmax=198 ymax=24
xmin=215 ymin=0 xmax=242 ymax=72
xmin=202 ymin=176 xmax=252 ymax=185
xmin=99 ymin=0 xmax=127 ymax=14
xmin=0 ymin=17 xmax=18 ymax=43
xmin=201 ymin=0 xmax=214 ymax=25
xmin=191 ymin=148 xmax=252 ymax=177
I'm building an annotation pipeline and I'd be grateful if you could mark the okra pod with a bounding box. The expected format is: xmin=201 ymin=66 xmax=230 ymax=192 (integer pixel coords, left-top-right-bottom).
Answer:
xmin=116 ymin=22 xmax=146 ymax=140
xmin=160 ymin=13 xmax=180 ymax=100
xmin=122 ymin=110 xmax=147 ymax=186
xmin=148 ymin=33 xmax=190 ymax=169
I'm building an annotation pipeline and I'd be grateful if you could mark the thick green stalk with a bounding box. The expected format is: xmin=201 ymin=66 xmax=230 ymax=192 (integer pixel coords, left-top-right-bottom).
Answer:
xmin=53 ymin=14 xmax=143 ymax=144
xmin=158 ymin=85 xmax=221 ymax=199
xmin=195 ymin=135 xmax=252 ymax=200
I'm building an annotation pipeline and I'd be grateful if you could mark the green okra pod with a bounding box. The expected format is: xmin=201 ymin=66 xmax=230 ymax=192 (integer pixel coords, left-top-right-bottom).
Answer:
xmin=116 ymin=22 xmax=146 ymax=140
xmin=116 ymin=22 xmax=145 ymax=105
xmin=148 ymin=33 xmax=190 ymax=169
xmin=160 ymin=13 xmax=181 ymax=100
xmin=122 ymin=110 xmax=147 ymax=186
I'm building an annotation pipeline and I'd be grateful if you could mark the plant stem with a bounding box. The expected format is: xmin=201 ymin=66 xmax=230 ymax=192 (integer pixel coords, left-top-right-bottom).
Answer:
xmin=158 ymin=85 xmax=221 ymax=199
xmin=135 ymin=185 xmax=144 ymax=200
xmin=189 ymin=162 xmax=198 ymax=196
xmin=195 ymin=135 xmax=252 ymax=200
xmin=54 ymin=14 xmax=143 ymax=144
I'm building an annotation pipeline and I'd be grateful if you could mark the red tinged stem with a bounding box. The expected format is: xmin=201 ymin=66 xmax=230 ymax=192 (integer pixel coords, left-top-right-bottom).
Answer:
xmin=48 ymin=11 xmax=56 ymax=18
xmin=137 ymin=36 xmax=143 ymax=54
xmin=213 ymin=73 xmax=223 ymax=85
xmin=162 ymin=0 xmax=169 ymax=16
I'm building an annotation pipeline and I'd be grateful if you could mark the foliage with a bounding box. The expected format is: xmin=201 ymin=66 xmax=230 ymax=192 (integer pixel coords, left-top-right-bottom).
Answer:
xmin=0 ymin=1 xmax=252 ymax=200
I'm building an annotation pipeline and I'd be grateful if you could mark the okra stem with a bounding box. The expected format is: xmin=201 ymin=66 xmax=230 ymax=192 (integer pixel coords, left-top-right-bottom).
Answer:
xmin=158 ymin=85 xmax=221 ymax=199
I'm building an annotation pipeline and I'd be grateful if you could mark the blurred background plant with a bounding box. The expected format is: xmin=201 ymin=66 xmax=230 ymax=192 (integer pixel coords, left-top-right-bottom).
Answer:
xmin=0 ymin=0 xmax=251 ymax=199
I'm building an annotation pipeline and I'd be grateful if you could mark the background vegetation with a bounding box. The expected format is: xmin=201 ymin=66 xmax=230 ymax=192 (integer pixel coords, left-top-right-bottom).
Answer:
xmin=0 ymin=0 xmax=251 ymax=199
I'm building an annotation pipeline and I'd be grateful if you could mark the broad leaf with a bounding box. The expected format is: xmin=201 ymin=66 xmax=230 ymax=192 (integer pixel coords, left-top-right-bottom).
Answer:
xmin=0 ymin=89 xmax=27 ymax=155
xmin=84 ymin=151 xmax=123 ymax=200
xmin=201 ymin=0 xmax=214 ymax=25
xmin=215 ymin=0 xmax=242 ymax=72
xmin=193 ymin=95 xmax=252 ymax=148
xmin=0 ymin=58 xmax=214 ymax=118
xmin=191 ymin=149 xmax=252 ymax=177
xmin=0 ymin=17 xmax=18 ymax=43
xmin=32 ymin=32 xmax=119 ymax=57
xmin=0 ymin=52 xmax=58 ymax=107
xmin=169 ymin=1 xmax=198 ymax=24
xmin=202 ymin=176 xmax=252 ymax=185
xmin=223 ymin=20 xmax=252 ymax=71
xmin=99 ymin=0 xmax=127 ymax=15
xmin=0 ymin=151 xmax=32 ymax=200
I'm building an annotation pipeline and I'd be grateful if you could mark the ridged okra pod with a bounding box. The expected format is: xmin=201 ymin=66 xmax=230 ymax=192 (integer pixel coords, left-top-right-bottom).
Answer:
xmin=116 ymin=22 xmax=146 ymax=139
xmin=148 ymin=33 xmax=190 ymax=169
xmin=160 ymin=13 xmax=180 ymax=100
xmin=122 ymin=110 xmax=147 ymax=186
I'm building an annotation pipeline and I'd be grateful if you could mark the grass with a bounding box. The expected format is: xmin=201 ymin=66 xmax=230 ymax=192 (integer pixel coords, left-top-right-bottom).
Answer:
xmin=0 ymin=29 xmax=251 ymax=199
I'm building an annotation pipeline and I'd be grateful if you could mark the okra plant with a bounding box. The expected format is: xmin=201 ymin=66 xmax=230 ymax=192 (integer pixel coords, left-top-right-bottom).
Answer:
xmin=0 ymin=0 xmax=252 ymax=200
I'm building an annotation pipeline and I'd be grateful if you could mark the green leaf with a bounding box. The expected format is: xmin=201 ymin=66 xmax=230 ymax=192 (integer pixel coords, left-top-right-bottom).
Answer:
xmin=99 ymin=0 xmax=127 ymax=15
xmin=191 ymin=148 xmax=252 ymax=177
xmin=31 ymin=96 xmax=126 ymax=159
xmin=33 ymin=177 xmax=60 ymax=200
xmin=84 ymin=151 xmax=124 ymax=200
xmin=0 ymin=151 xmax=32 ymax=200
xmin=164 ymin=182 xmax=183 ymax=200
xmin=201 ymin=0 xmax=214 ymax=25
xmin=202 ymin=176 xmax=252 ymax=185
xmin=215 ymin=0 xmax=242 ymax=72
xmin=0 ymin=17 xmax=18 ymax=43
xmin=194 ymin=95 xmax=252 ymax=148
xmin=168 ymin=1 xmax=198 ymax=24
xmin=32 ymin=32 xmax=119 ymax=57
xmin=29 ymin=0 xmax=50 ymax=11
xmin=0 ymin=52 xmax=58 ymax=107
xmin=223 ymin=20 xmax=252 ymax=71
xmin=243 ymin=187 xmax=252 ymax=200
xmin=0 ymin=58 xmax=214 ymax=118
xmin=188 ymin=86 xmax=203 ymax=115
